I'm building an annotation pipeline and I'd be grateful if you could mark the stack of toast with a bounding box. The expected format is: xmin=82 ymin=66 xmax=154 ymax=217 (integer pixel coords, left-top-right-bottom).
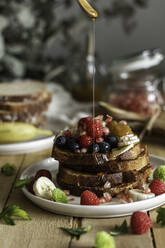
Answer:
xmin=52 ymin=117 xmax=152 ymax=197
xmin=0 ymin=81 xmax=51 ymax=127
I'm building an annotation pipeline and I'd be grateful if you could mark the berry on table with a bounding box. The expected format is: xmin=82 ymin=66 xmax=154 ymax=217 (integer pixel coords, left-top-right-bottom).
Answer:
xmin=79 ymin=135 xmax=93 ymax=148
xmin=88 ymin=143 xmax=100 ymax=153
xmin=99 ymin=142 xmax=111 ymax=153
xmin=149 ymin=180 xmax=165 ymax=195
xmin=131 ymin=211 xmax=152 ymax=234
xmin=55 ymin=136 xmax=67 ymax=148
xmin=105 ymin=135 xmax=118 ymax=148
xmin=80 ymin=190 xmax=100 ymax=205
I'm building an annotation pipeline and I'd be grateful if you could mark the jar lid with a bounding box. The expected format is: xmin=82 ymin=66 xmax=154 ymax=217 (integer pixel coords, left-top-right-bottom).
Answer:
xmin=110 ymin=48 xmax=164 ymax=75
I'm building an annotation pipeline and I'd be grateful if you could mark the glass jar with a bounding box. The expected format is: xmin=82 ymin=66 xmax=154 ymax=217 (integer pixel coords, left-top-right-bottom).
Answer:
xmin=108 ymin=49 xmax=164 ymax=117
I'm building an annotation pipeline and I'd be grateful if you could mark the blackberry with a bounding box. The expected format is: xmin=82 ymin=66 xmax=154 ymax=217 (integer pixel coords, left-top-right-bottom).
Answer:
xmin=69 ymin=142 xmax=80 ymax=152
xmin=105 ymin=135 xmax=118 ymax=148
xmin=55 ymin=136 xmax=66 ymax=148
xmin=99 ymin=142 xmax=111 ymax=153
xmin=88 ymin=143 xmax=100 ymax=153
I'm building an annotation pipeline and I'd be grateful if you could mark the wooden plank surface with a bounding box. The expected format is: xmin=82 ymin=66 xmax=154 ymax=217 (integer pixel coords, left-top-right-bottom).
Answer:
xmin=0 ymin=139 xmax=165 ymax=248
xmin=0 ymin=149 xmax=73 ymax=248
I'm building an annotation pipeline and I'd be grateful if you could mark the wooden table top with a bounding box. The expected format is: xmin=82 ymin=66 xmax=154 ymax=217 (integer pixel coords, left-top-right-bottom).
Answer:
xmin=0 ymin=138 xmax=165 ymax=248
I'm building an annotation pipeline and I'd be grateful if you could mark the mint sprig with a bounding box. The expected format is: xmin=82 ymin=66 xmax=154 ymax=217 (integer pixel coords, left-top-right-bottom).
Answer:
xmin=156 ymin=208 xmax=165 ymax=226
xmin=52 ymin=188 xmax=68 ymax=203
xmin=1 ymin=163 xmax=16 ymax=176
xmin=0 ymin=205 xmax=30 ymax=225
xmin=14 ymin=178 xmax=32 ymax=188
xmin=110 ymin=220 xmax=129 ymax=236
xmin=60 ymin=225 xmax=92 ymax=237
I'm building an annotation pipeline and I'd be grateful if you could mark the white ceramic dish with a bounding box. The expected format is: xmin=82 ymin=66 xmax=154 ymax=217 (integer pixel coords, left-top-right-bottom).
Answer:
xmin=0 ymin=135 xmax=55 ymax=155
xmin=20 ymin=154 xmax=165 ymax=218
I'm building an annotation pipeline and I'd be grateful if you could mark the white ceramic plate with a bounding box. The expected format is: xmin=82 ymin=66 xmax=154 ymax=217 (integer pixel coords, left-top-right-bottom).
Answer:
xmin=20 ymin=154 xmax=165 ymax=218
xmin=0 ymin=135 xmax=55 ymax=155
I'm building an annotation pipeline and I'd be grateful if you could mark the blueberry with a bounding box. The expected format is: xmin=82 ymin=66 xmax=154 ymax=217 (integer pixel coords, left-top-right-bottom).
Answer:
xmin=99 ymin=142 xmax=111 ymax=153
xmin=88 ymin=143 xmax=100 ymax=153
xmin=55 ymin=136 xmax=66 ymax=148
xmin=68 ymin=142 xmax=80 ymax=152
xmin=105 ymin=135 xmax=118 ymax=148
xmin=67 ymin=137 xmax=77 ymax=146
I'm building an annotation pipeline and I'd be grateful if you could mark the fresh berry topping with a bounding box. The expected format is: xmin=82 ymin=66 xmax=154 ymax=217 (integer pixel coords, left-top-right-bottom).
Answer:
xmin=78 ymin=117 xmax=92 ymax=130
xmin=87 ymin=119 xmax=103 ymax=138
xmin=96 ymin=137 xmax=104 ymax=143
xmin=80 ymin=190 xmax=100 ymax=205
xmin=63 ymin=130 xmax=71 ymax=138
xmin=131 ymin=211 xmax=152 ymax=234
xmin=55 ymin=136 xmax=67 ymax=148
xmin=79 ymin=135 xmax=93 ymax=148
xmin=98 ymin=142 xmax=111 ymax=153
xmin=105 ymin=135 xmax=118 ymax=148
xmin=35 ymin=169 xmax=52 ymax=180
xmin=103 ymin=127 xmax=110 ymax=136
xmin=105 ymin=116 xmax=113 ymax=123
xmin=26 ymin=178 xmax=35 ymax=194
xmin=67 ymin=137 xmax=80 ymax=152
xmin=149 ymin=180 xmax=165 ymax=195
xmin=88 ymin=143 xmax=100 ymax=153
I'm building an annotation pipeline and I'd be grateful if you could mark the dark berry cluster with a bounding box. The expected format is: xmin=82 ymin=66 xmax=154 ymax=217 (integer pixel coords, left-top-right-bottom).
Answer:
xmin=55 ymin=116 xmax=118 ymax=154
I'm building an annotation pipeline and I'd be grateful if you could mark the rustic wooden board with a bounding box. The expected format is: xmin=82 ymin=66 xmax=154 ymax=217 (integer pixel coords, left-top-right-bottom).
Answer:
xmin=0 ymin=154 xmax=24 ymax=211
xmin=70 ymin=217 xmax=154 ymax=248
xmin=0 ymin=149 xmax=73 ymax=248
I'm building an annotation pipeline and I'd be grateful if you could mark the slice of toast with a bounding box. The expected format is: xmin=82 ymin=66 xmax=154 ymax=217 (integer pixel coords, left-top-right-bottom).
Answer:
xmin=57 ymin=164 xmax=150 ymax=188
xmin=57 ymin=164 xmax=152 ymax=197
xmin=0 ymin=81 xmax=46 ymax=102
xmin=52 ymin=144 xmax=148 ymax=173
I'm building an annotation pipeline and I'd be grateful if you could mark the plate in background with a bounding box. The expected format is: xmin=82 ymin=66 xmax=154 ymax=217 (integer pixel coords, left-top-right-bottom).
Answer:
xmin=0 ymin=135 xmax=55 ymax=155
xmin=20 ymin=154 xmax=165 ymax=218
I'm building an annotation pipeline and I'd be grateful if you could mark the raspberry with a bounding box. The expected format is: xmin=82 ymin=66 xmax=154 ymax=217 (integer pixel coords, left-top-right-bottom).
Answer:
xmin=79 ymin=135 xmax=93 ymax=148
xmin=63 ymin=130 xmax=71 ymax=138
xmin=149 ymin=179 xmax=165 ymax=195
xmin=87 ymin=119 xmax=103 ymax=138
xmin=35 ymin=169 xmax=52 ymax=180
xmin=131 ymin=211 xmax=152 ymax=234
xmin=80 ymin=190 xmax=100 ymax=205
xmin=78 ymin=117 xmax=92 ymax=130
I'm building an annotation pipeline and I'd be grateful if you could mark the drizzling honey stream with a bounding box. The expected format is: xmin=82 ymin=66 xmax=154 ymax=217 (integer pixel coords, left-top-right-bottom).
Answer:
xmin=77 ymin=0 xmax=98 ymax=129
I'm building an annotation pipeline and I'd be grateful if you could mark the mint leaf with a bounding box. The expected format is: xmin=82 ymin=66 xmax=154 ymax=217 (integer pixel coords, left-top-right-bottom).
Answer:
xmin=110 ymin=220 xmax=128 ymax=236
xmin=14 ymin=178 xmax=32 ymax=188
xmin=1 ymin=163 xmax=16 ymax=176
xmin=156 ymin=208 xmax=165 ymax=226
xmin=0 ymin=205 xmax=30 ymax=225
xmin=52 ymin=188 xmax=68 ymax=203
xmin=60 ymin=225 xmax=92 ymax=237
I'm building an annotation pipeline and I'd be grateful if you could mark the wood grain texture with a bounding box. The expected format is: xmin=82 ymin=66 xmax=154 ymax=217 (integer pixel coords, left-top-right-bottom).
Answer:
xmin=0 ymin=154 xmax=24 ymax=211
xmin=0 ymin=149 xmax=73 ymax=248
xmin=70 ymin=217 xmax=154 ymax=248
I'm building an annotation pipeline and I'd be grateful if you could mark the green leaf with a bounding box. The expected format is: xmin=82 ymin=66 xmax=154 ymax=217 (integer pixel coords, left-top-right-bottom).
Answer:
xmin=52 ymin=188 xmax=68 ymax=203
xmin=14 ymin=178 xmax=32 ymax=188
xmin=110 ymin=220 xmax=129 ymax=236
xmin=3 ymin=215 xmax=15 ymax=226
xmin=0 ymin=205 xmax=30 ymax=225
xmin=156 ymin=208 xmax=165 ymax=226
xmin=1 ymin=163 xmax=16 ymax=176
xmin=60 ymin=225 xmax=92 ymax=237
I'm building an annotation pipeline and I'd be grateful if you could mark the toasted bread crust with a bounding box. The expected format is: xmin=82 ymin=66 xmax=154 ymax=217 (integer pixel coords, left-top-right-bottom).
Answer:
xmin=57 ymin=164 xmax=149 ymax=187
xmin=52 ymin=143 xmax=142 ymax=172
xmin=53 ymin=145 xmax=148 ymax=173
xmin=57 ymin=165 xmax=152 ymax=197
